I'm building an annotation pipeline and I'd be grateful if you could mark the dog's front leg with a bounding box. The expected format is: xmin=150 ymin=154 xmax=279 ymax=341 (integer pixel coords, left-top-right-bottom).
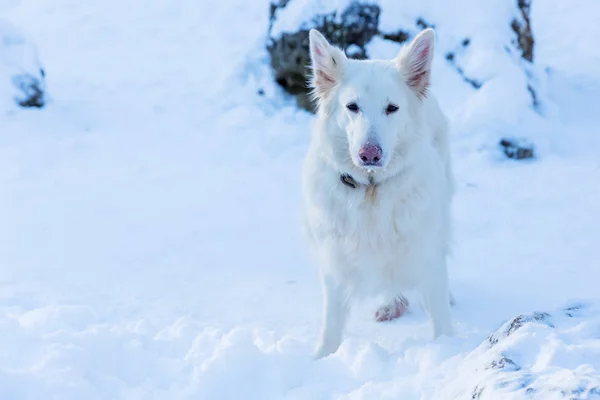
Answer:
xmin=314 ymin=275 xmax=348 ymax=359
xmin=421 ymin=263 xmax=454 ymax=339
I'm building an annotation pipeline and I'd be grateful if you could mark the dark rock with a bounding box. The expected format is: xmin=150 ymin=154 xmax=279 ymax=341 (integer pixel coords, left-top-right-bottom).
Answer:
xmin=268 ymin=30 xmax=313 ymax=110
xmin=527 ymin=84 xmax=539 ymax=109
xmin=488 ymin=355 xmax=520 ymax=371
xmin=416 ymin=17 xmax=435 ymax=30
xmin=564 ymin=302 xmax=588 ymax=318
xmin=12 ymin=74 xmax=45 ymax=108
xmin=382 ymin=30 xmax=409 ymax=44
xmin=267 ymin=2 xmax=381 ymax=112
xmin=499 ymin=138 xmax=535 ymax=160
xmin=340 ymin=3 xmax=380 ymax=48
xmin=444 ymin=49 xmax=482 ymax=89
xmin=472 ymin=385 xmax=484 ymax=399
xmin=464 ymin=76 xmax=482 ymax=90
xmin=345 ymin=44 xmax=367 ymax=59
xmin=512 ymin=0 xmax=534 ymax=62
xmin=269 ymin=0 xmax=292 ymax=24
xmin=1 ymin=20 xmax=47 ymax=109
xmin=489 ymin=311 xmax=552 ymax=346
xmin=507 ymin=312 xmax=553 ymax=334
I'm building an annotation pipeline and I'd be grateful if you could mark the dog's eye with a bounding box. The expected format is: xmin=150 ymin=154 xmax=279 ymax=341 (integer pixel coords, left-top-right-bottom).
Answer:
xmin=346 ymin=102 xmax=359 ymax=113
xmin=385 ymin=104 xmax=399 ymax=115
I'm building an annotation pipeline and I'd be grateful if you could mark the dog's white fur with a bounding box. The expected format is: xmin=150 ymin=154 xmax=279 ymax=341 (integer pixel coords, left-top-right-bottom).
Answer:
xmin=301 ymin=28 xmax=455 ymax=359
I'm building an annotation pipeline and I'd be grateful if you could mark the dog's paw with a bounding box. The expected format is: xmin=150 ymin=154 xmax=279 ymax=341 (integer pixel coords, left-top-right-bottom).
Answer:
xmin=375 ymin=296 xmax=409 ymax=322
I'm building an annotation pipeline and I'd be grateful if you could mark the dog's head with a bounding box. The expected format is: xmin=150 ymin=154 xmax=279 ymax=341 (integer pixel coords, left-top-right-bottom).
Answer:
xmin=309 ymin=28 xmax=435 ymax=176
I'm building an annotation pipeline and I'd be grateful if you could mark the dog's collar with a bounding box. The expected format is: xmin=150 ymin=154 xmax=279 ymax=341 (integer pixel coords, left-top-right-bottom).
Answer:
xmin=340 ymin=174 xmax=358 ymax=189
xmin=340 ymin=174 xmax=375 ymax=189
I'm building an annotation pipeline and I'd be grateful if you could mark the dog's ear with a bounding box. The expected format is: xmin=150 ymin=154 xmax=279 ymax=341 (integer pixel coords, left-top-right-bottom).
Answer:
xmin=396 ymin=28 xmax=435 ymax=99
xmin=309 ymin=29 xmax=346 ymax=99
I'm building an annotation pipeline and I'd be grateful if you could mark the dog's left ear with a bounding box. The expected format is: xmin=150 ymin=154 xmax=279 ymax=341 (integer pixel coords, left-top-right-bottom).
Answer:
xmin=309 ymin=29 xmax=347 ymax=100
xmin=396 ymin=28 xmax=435 ymax=100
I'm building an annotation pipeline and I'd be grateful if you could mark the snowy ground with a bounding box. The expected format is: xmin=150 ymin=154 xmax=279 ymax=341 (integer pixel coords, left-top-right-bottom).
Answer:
xmin=1 ymin=0 xmax=600 ymax=398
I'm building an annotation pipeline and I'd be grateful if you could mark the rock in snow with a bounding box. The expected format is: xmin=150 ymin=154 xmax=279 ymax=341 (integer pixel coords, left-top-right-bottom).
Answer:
xmin=442 ymin=306 xmax=600 ymax=399
xmin=0 ymin=19 xmax=46 ymax=109
xmin=267 ymin=2 xmax=382 ymax=112
xmin=499 ymin=137 xmax=535 ymax=160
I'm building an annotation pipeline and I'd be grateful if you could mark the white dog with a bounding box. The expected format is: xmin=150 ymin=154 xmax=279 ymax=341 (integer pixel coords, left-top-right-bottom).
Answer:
xmin=301 ymin=28 xmax=455 ymax=359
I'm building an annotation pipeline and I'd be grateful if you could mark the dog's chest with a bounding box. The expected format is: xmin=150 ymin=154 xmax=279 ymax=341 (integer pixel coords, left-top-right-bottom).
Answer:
xmin=307 ymin=174 xmax=435 ymax=290
xmin=311 ymin=173 xmax=429 ymax=250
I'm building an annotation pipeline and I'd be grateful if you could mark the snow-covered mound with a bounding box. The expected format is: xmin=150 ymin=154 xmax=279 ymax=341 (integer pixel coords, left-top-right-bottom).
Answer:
xmin=443 ymin=305 xmax=600 ymax=399
xmin=2 ymin=302 xmax=599 ymax=399
xmin=178 ymin=305 xmax=600 ymax=399
xmin=267 ymin=0 xmax=546 ymax=158
xmin=0 ymin=0 xmax=599 ymax=398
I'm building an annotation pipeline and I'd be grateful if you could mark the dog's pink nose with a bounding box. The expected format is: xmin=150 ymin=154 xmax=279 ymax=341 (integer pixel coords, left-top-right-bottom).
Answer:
xmin=358 ymin=143 xmax=383 ymax=166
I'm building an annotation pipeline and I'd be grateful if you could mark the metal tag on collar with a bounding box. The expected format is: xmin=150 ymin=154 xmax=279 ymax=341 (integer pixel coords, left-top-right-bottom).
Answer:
xmin=340 ymin=174 xmax=357 ymax=189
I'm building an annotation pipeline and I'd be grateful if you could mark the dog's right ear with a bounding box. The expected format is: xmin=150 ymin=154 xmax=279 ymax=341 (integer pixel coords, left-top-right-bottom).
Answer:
xmin=309 ymin=29 xmax=346 ymax=99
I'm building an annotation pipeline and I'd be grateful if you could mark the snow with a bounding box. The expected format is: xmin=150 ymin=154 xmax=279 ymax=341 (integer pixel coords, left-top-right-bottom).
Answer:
xmin=1 ymin=0 xmax=600 ymax=398
xmin=270 ymin=0 xmax=353 ymax=37
xmin=532 ymin=0 xmax=600 ymax=80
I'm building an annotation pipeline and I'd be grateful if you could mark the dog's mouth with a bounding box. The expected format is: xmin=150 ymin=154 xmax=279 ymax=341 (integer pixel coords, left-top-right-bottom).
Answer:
xmin=362 ymin=165 xmax=383 ymax=175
